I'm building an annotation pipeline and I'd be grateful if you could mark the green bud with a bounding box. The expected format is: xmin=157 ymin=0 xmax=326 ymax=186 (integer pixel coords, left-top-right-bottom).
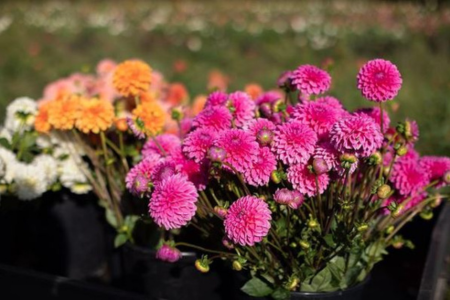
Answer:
xmin=232 ymin=260 xmax=242 ymax=271
xmin=271 ymin=171 xmax=282 ymax=184
xmin=290 ymin=242 xmax=297 ymax=248
xmin=386 ymin=225 xmax=395 ymax=234
xmin=377 ymin=184 xmax=391 ymax=199
xmin=340 ymin=153 xmax=357 ymax=164
xmin=299 ymin=240 xmax=310 ymax=249
xmin=273 ymin=99 xmax=286 ymax=113
xmin=357 ymin=224 xmax=369 ymax=232
xmin=308 ymin=219 xmax=319 ymax=229
xmin=392 ymin=205 xmax=404 ymax=218
xmin=368 ymin=152 xmax=382 ymax=165
xmin=195 ymin=257 xmax=210 ymax=273
xmin=396 ymin=146 xmax=408 ymax=156
xmin=171 ymin=108 xmax=183 ymax=121
xmin=420 ymin=210 xmax=433 ymax=220
xmin=286 ymin=277 xmax=300 ymax=291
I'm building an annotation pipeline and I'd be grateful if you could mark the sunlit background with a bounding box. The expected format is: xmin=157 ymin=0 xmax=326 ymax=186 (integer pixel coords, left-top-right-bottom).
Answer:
xmin=0 ymin=0 xmax=449 ymax=155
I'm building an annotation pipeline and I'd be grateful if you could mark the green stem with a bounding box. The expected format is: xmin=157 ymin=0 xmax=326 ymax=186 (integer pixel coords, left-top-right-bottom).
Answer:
xmin=175 ymin=242 xmax=234 ymax=257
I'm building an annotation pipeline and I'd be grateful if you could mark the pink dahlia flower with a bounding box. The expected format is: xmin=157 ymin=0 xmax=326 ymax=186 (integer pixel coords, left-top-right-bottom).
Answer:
xmin=354 ymin=107 xmax=390 ymax=132
xmin=207 ymin=146 xmax=227 ymax=162
xmin=243 ymin=147 xmax=277 ymax=186
xmin=420 ymin=156 xmax=450 ymax=188
xmin=215 ymin=129 xmax=258 ymax=173
xmin=224 ymin=196 xmax=271 ymax=246
xmin=277 ymin=70 xmax=293 ymax=89
xmin=406 ymin=119 xmax=420 ymax=143
xmin=183 ymin=128 xmax=218 ymax=163
xmin=227 ymin=91 xmax=256 ymax=128
xmin=330 ymin=115 xmax=383 ymax=157
xmin=272 ymin=121 xmax=318 ymax=165
xmin=149 ymin=174 xmax=198 ymax=230
xmin=314 ymin=142 xmax=340 ymax=172
xmin=126 ymin=157 xmax=160 ymax=196
xmin=192 ymin=106 xmax=232 ymax=131
xmin=176 ymin=157 xmax=209 ymax=191
xmin=287 ymin=164 xmax=330 ymax=197
xmin=151 ymin=160 xmax=177 ymax=184
xmin=142 ymin=134 xmax=181 ymax=158
xmin=316 ymin=96 xmax=344 ymax=110
xmin=255 ymin=91 xmax=283 ymax=106
xmin=390 ymin=157 xmax=431 ymax=196
xmin=156 ymin=244 xmax=182 ymax=263
xmin=357 ymin=59 xmax=402 ymax=102
xmin=290 ymin=65 xmax=331 ymax=95
xmin=290 ymin=101 xmax=346 ymax=139
xmin=205 ymin=91 xmax=228 ymax=107
xmin=246 ymin=118 xmax=276 ymax=145
xmin=126 ymin=116 xmax=146 ymax=139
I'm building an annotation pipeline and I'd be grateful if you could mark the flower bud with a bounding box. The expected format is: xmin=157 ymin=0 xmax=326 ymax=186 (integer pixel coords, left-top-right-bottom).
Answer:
xmin=277 ymin=70 xmax=293 ymax=89
xmin=156 ymin=244 xmax=182 ymax=263
xmin=299 ymin=240 xmax=310 ymax=250
xmin=273 ymin=99 xmax=286 ymax=113
xmin=308 ymin=219 xmax=319 ymax=228
xmin=208 ymin=146 xmax=227 ymax=162
xmin=340 ymin=153 xmax=357 ymax=164
xmin=420 ymin=210 xmax=433 ymax=220
xmin=444 ymin=171 xmax=450 ymax=185
xmin=393 ymin=242 xmax=404 ymax=249
xmin=396 ymin=146 xmax=408 ymax=157
xmin=286 ymin=277 xmax=300 ymax=291
xmin=357 ymin=224 xmax=369 ymax=232
xmin=271 ymin=171 xmax=282 ymax=184
xmin=392 ymin=205 xmax=404 ymax=218
xmin=256 ymin=129 xmax=274 ymax=146
xmin=290 ymin=242 xmax=297 ymax=248
xmin=171 ymin=107 xmax=183 ymax=121
xmin=222 ymin=237 xmax=234 ymax=250
xmin=431 ymin=194 xmax=442 ymax=208
xmin=195 ymin=258 xmax=210 ymax=273
xmin=214 ymin=206 xmax=228 ymax=218
xmin=232 ymin=260 xmax=242 ymax=271
xmin=404 ymin=121 xmax=412 ymax=139
xmin=259 ymin=102 xmax=272 ymax=117
xmin=115 ymin=117 xmax=128 ymax=132
xmin=312 ymin=158 xmax=329 ymax=175
xmin=377 ymin=184 xmax=391 ymax=199
xmin=368 ymin=152 xmax=382 ymax=165
xmin=288 ymin=191 xmax=304 ymax=209
xmin=386 ymin=225 xmax=395 ymax=234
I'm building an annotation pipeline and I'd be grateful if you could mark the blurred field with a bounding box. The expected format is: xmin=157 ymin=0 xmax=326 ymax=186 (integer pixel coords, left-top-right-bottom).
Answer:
xmin=0 ymin=0 xmax=450 ymax=155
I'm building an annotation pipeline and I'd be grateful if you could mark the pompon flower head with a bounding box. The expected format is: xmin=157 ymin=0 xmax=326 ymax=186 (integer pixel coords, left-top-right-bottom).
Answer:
xmin=33 ymin=155 xmax=58 ymax=186
xmin=132 ymin=102 xmax=166 ymax=135
xmin=156 ymin=244 xmax=182 ymax=263
xmin=227 ymin=91 xmax=256 ymax=127
xmin=151 ymin=160 xmax=177 ymax=184
xmin=277 ymin=70 xmax=293 ymax=88
xmin=255 ymin=91 xmax=282 ymax=106
xmin=287 ymin=164 xmax=330 ymax=197
xmin=125 ymin=156 xmax=160 ymax=196
xmin=274 ymin=188 xmax=305 ymax=209
xmin=290 ymin=65 xmax=331 ymax=95
xmin=330 ymin=115 xmax=383 ymax=157
xmin=175 ymin=156 xmax=209 ymax=191
xmin=183 ymin=128 xmax=218 ymax=163
xmin=205 ymin=91 xmax=228 ymax=108
xmin=126 ymin=116 xmax=146 ymax=139
xmin=47 ymin=94 xmax=82 ymax=130
xmin=390 ymin=156 xmax=431 ymax=196
xmin=215 ymin=129 xmax=259 ymax=173
xmin=149 ymin=174 xmax=198 ymax=230
xmin=142 ymin=134 xmax=181 ymax=158
xmin=192 ymin=106 xmax=232 ymax=131
xmin=272 ymin=121 xmax=317 ymax=165
xmin=245 ymin=83 xmax=263 ymax=100
xmin=243 ymin=147 xmax=277 ymax=186
xmin=405 ymin=119 xmax=419 ymax=143
xmin=357 ymin=59 xmax=402 ymax=102
xmin=420 ymin=156 xmax=450 ymax=188
xmin=224 ymin=196 xmax=271 ymax=246
xmin=75 ymin=98 xmax=115 ymax=134
xmin=5 ymin=97 xmax=38 ymax=133
xmin=34 ymin=101 xmax=52 ymax=133
xmin=290 ymin=101 xmax=346 ymax=139
xmin=113 ymin=60 xmax=152 ymax=97
xmin=246 ymin=118 xmax=275 ymax=145
xmin=354 ymin=107 xmax=390 ymax=132
xmin=316 ymin=96 xmax=344 ymax=109
xmin=15 ymin=164 xmax=48 ymax=200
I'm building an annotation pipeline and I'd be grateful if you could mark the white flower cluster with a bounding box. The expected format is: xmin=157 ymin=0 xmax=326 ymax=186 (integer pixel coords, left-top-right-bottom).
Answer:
xmin=4 ymin=97 xmax=38 ymax=134
xmin=0 ymin=98 xmax=93 ymax=200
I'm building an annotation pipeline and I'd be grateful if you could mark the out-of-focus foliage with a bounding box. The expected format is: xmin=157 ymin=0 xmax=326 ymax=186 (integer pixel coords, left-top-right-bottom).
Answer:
xmin=0 ymin=0 xmax=449 ymax=155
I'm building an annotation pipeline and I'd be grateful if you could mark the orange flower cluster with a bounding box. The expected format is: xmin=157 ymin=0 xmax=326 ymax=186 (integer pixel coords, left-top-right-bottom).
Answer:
xmin=132 ymin=101 xmax=166 ymax=135
xmin=35 ymin=94 xmax=114 ymax=134
xmin=75 ymin=98 xmax=115 ymax=134
xmin=113 ymin=60 xmax=152 ymax=98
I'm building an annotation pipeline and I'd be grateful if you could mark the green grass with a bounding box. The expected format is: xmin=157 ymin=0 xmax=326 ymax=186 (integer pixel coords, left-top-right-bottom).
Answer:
xmin=0 ymin=0 xmax=450 ymax=155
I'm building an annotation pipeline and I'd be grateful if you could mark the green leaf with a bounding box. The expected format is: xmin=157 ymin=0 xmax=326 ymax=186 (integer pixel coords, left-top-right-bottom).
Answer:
xmin=0 ymin=138 xmax=11 ymax=150
xmin=125 ymin=215 xmax=139 ymax=232
xmin=241 ymin=277 xmax=273 ymax=297
xmin=323 ymin=234 xmax=336 ymax=248
xmin=114 ymin=233 xmax=128 ymax=248
xmin=301 ymin=267 xmax=334 ymax=292
xmin=271 ymin=288 xmax=290 ymax=300
xmin=106 ymin=209 xmax=118 ymax=228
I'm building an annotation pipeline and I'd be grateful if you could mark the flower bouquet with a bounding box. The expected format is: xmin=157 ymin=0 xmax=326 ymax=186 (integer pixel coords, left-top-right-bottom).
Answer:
xmin=129 ymin=59 xmax=450 ymax=299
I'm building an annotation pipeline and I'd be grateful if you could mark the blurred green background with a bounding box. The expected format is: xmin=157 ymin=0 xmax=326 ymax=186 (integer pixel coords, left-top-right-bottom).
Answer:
xmin=0 ymin=0 xmax=449 ymax=155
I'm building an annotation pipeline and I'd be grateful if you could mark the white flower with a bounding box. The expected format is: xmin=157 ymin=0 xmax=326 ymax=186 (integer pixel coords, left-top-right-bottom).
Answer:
xmin=53 ymin=139 xmax=85 ymax=161
xmin=4 ymin=97 xmax=38 ymax=133
xmin=0 ymin=126 xmax=12 ymax=143
xmin=0 ymin=147 xmax=19 ymax=184
xmin=14 ymin=164 xmax=48 ymax=200
xmin=0 ymin=155 xmax=5 ymax=179
xmin=32 ymin=154 xmax=58 ymax=186
xmin=58 ymin=158 xmax=91 ymax=194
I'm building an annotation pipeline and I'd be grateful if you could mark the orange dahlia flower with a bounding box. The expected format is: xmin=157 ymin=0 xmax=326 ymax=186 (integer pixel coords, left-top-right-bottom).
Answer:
xmin=192 ymin=95 xmax=207 ymax=116
xmin=166 ymin=83 xmax=188 ymax=106
xmin=132 ymin=102 xmax=166 ymax=135
xmin=245 ymin=83 xmax=263 ymax=100
xmin=139 ymin=91 xmax=157 ymax=104
xmin=47 ymin=94 xmax=82 ymax=130
xmin=113 ymin=60 xmax=152 ymax=98
xmin=75 ymin=98 xmax=115 ymax=134
xmin=34 ymin=102 xmax=52 ymax=133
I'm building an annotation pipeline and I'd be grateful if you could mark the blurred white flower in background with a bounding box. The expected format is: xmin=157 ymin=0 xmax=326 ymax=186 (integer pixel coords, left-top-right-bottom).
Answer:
xmin=33 ymin=154 xmax=58 ymax=186
xmin=14 ymin=163 xmax=47 ymax=200
xmin=0 ymin=147 xmax=18 ymax=185
xmin=58 ymin=158 xmax=92 ymax=194
xmin=4 ymin=97 xmax=38 ymax=133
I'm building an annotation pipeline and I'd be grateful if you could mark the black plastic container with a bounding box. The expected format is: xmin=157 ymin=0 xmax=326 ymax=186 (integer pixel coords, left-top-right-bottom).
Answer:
xmin=291 ymin=278 xmax=368 ymax=300
xmin=118 ymin=244 xmax=224 ymax=300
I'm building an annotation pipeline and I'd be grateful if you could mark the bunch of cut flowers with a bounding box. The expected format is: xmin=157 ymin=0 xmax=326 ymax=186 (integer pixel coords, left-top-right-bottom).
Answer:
xmin=128 ymin=58 xmax=450 ymax=298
